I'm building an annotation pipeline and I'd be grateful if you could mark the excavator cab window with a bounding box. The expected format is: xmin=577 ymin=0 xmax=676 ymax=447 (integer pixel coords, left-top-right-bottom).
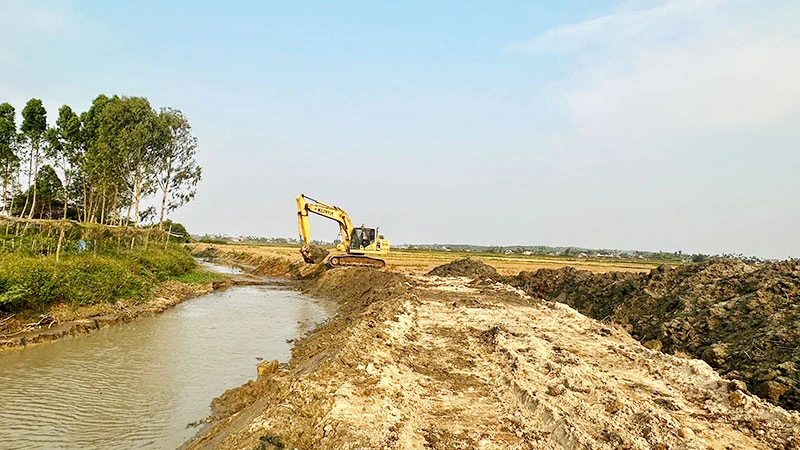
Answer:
xmin=360 ymin=228 xmax=373 ymax=248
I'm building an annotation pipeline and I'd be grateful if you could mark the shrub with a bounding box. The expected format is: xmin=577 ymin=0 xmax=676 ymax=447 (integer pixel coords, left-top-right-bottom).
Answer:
xmin=0 ymin=258 xmax=59 ymax=311
xmin=0 ymin=244 xmax=198 ymax=313
xmin=58 ymin=257 xmax=147 ymax=306
xmin=132 ymin=246 xmax=197 ymax=281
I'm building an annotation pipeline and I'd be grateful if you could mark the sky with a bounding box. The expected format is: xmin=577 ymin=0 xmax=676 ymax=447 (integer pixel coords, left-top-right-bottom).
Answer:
xmin=1 ymin=0 xmax=799 ymax=258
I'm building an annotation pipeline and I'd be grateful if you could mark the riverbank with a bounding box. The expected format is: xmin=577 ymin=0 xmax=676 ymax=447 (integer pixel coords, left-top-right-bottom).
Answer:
xmin=0 ymin=243 xmax=315 ymax=352
xmin=184 ymin=248 xmax=800 ymax=449
xmin=0 ymin=276 xmax=230 ymax=351
xmin=0 ymin=220 xmax=230 ymax=350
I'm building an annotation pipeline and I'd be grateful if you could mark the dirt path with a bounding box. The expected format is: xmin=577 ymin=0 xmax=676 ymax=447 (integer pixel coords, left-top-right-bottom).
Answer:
xmin=185 ymin=269 xmax=800 ymax=450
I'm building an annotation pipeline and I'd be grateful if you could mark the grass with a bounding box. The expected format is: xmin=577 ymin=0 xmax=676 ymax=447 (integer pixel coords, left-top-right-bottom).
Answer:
xmin=0 ymin=244 xmax=201 ymax=314
xmin=173 ymin=270 xmax=227 ymax=284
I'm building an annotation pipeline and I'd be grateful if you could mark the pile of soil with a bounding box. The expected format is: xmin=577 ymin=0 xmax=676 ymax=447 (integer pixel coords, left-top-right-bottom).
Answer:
xmin=302 ymin=267 xmax=410 ymax=316
xmin=427 ymin=257 xmax=500 ymax=280
xmin=511 ymin=258 xmax=800 ymax=411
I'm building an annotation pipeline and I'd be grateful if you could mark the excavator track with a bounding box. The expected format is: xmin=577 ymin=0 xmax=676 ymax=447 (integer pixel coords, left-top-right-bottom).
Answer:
xmin=329 ymin=254 xmax=386 ymax=269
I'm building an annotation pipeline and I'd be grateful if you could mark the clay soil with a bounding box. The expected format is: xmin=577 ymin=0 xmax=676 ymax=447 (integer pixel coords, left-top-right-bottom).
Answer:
xmin=509 ymin=259 xmax=800 ymax=412
xmin=184 ymin=251 xmax=800 ymax=450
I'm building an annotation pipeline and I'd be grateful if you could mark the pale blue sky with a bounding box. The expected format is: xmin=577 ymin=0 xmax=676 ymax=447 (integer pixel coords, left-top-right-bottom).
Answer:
xmin=1 ymin=0 xmax=799 ymax=258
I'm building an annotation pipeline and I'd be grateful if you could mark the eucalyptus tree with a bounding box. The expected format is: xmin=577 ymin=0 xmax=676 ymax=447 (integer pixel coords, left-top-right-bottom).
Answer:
xmin=46 ymin=105 xmax=84 ymax=219
xmin=154 ymin=108 xmax=202 ymax=228
xmin=32 ymin=165 xmax=63 ymax=219
xmin=20 ymin=99 xmax=47 ymax=219
xmin=97 ymin=96 xmax=159 ymax=226
xmin=81 ymin=94 xmax=117 ymax=223
xmin=0 ymin=103 xmax=18 ymax=215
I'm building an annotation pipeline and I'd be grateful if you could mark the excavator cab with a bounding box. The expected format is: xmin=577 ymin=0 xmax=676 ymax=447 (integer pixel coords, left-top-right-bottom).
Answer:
xmin=354 ymin=226 xmax=376 ymax=251
xmin=352 ymin=225 xmax=388 ymax=254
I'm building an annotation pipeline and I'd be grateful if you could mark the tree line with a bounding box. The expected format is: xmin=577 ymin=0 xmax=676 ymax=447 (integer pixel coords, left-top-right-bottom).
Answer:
xmin=0 ymin=95 xmax=201 ymax=227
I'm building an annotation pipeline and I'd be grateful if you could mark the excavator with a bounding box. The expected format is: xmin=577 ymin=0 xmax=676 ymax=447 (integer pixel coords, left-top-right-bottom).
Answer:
xmin=296 ymin=194 xmax=390 ymax=269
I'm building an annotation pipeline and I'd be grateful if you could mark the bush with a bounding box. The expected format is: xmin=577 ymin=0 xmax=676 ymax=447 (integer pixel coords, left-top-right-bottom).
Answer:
xmin=0 ymin=244 xmax=198 ymax=313
xmin=154 ymin=219 xmax=192 ymax=243
xmin=131 ymin=246 xmax=197 ymax=281
xmin=173 ymin=271 xmax=226 ymax=284
xmin=58 ymin=258 xmax=147 ymax=306
xmin=0 ymin=258 xmax=59 ymax=311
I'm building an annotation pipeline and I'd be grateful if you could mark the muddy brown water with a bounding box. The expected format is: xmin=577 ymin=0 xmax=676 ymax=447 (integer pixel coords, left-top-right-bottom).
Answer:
xmin=0 ymin=264 xmax=334 ymax=450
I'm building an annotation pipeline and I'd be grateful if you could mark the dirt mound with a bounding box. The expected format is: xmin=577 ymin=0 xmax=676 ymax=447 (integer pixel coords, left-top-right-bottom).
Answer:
xmin=303 ymin=267 xmax=409 ymax=305
xmin=427 ymin=257 xmax=500 ymax=280
xmin=511 ymin=258 xmax=800 ymax=410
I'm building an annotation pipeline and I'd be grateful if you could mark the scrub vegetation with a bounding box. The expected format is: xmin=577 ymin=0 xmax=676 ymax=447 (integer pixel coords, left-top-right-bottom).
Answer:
xmin=0 ymin=218 xmax=200 ymax=314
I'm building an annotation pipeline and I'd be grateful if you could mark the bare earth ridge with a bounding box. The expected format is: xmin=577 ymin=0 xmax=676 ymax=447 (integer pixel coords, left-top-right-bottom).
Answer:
xmin=183 ymin=252 xmax=800 ymax=450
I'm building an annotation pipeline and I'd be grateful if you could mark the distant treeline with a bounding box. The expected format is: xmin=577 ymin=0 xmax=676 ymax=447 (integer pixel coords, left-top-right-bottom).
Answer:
xmin=0 ymin=95 xmax=201 ymax=227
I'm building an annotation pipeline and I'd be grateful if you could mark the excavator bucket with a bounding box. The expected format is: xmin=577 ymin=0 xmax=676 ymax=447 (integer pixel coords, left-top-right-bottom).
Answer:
xmin=300 ymin=244 xmax=330 ymax=264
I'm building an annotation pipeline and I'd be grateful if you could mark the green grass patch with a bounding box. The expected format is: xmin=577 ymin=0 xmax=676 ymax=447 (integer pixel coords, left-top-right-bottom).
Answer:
xmin=0 ymin=244 xmax=198 ymax=313
xmin=130 ymin=247 xmax=197 ymax=281
xmin=173 ymin=270 xmax=226 ymax=284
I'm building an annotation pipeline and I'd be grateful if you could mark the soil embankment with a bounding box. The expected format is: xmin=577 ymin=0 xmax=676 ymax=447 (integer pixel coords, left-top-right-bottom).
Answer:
xmin=185 ymin=258 xmax=800 ymax=449
xmin=191 ymin=244 xmax=325 ymax=279
xmin=509 ymin=259 xmax=800 ymax=411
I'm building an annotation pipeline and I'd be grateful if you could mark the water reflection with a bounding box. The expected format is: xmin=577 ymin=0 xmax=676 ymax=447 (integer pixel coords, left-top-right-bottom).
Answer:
xmin=0 ymin=285 xmax=333 ymax=450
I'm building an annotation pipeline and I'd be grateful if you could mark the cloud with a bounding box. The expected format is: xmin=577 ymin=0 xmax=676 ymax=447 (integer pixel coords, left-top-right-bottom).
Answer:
xmin=507 ymin=0 xmax=800 ymax=258
xmin=0 ymin=0 xmax=80 ymax=31
xmin=515 ymin=0 xmax=800 ymax=135
xmin=565 ymin=38 xmax=800 ymax=135
xmin=510 ymin=0 xmax=722 ymax=54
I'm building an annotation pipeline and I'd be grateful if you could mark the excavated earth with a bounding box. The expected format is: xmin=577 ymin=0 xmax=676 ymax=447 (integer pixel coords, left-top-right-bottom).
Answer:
xmin=185 ymin=261 xmax=800 ymax=450
xmin=427 ymin=257 xmax=501 ymax=280
xmin=508 ymin=259 xmax=800 ymax=412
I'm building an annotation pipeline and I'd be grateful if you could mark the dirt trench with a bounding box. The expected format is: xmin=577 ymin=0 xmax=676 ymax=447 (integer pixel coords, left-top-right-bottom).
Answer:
xmin=185 ymin=263 xmax=800 ymax=450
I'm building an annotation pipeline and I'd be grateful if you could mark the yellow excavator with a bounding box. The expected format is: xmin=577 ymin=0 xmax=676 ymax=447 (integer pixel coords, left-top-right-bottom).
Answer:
xmin=296 ymin=194 xmax=390 ymax=268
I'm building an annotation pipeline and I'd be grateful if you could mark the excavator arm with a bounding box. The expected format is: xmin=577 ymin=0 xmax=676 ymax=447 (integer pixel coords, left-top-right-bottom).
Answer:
xmin=297 ymin=194 xmax=355 ymax=263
